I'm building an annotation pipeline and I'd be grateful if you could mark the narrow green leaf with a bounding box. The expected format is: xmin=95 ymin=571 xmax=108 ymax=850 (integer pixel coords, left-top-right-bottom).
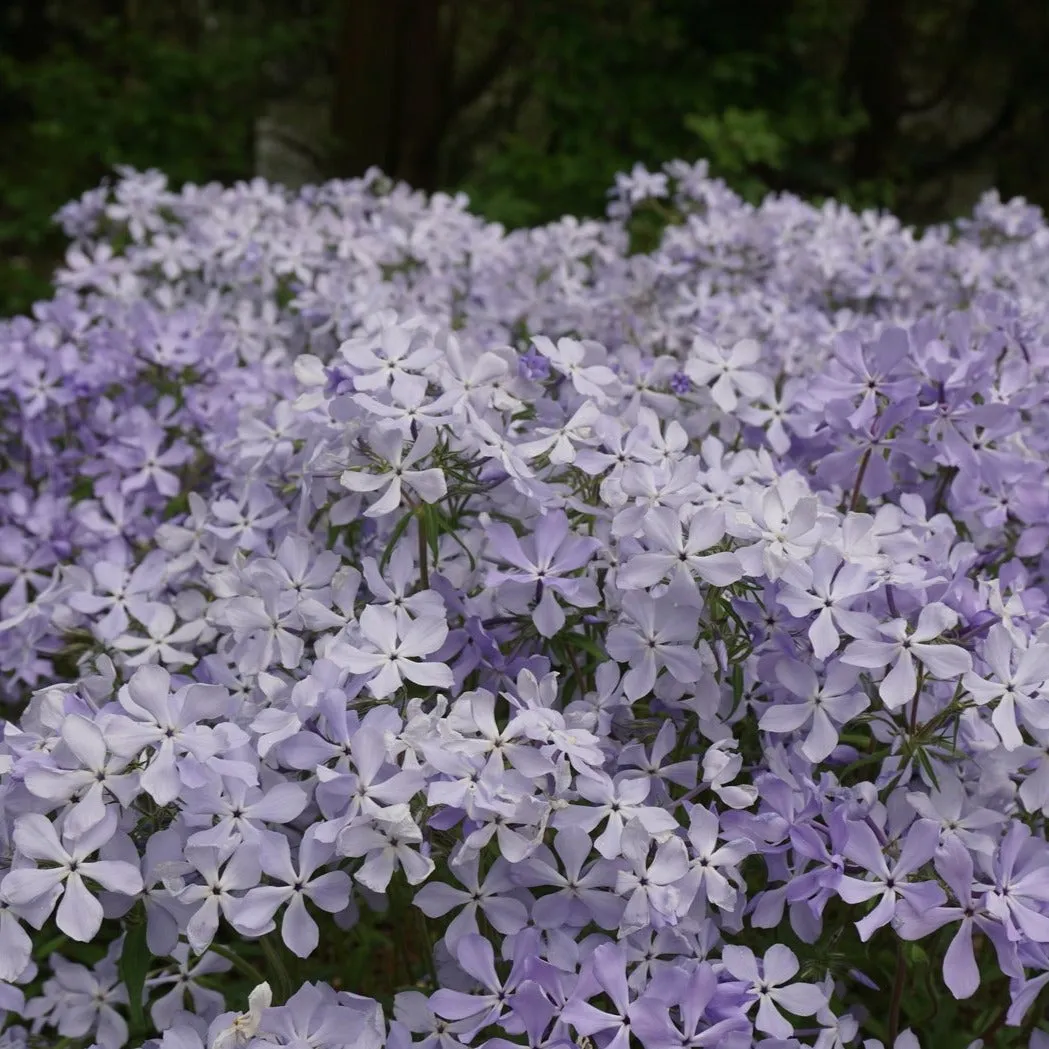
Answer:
xmin=380 ymin=513 xmax=414 ymax=572
xmin=119 ymin=915 xmax=151 ymax=1033
xmin=561 ymin=631 xmax=606 ymax=662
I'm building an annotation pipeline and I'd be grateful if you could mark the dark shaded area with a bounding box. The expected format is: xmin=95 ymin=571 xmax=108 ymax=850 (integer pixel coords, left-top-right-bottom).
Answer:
xmin=2 ymin=0 xmax=1048 ymax=314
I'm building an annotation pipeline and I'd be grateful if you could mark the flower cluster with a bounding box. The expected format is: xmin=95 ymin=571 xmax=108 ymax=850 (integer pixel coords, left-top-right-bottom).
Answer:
xmin=1 ymin=161 xmax=1049 ymax=1049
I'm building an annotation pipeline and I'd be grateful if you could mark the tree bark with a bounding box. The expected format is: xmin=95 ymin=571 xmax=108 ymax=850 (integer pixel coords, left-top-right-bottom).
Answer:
xmin=330 ymin=0 xmax=446 ymax=189
xmin=845 ymin=0 xmax=909 ymax=182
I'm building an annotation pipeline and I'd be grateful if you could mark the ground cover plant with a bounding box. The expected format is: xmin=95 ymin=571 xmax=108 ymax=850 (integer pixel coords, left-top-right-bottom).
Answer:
xmin=2 ymin=161 xmax=1049 ymax=1049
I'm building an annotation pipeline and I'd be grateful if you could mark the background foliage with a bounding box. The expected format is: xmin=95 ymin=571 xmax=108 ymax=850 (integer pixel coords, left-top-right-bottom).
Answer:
xmin=3 ymin=0 xmax=1049 ymax=315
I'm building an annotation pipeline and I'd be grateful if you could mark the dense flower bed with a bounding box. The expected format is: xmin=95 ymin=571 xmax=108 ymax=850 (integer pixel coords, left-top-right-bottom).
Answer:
xmin=2 ymin=161 xmax=1049 ymax=1049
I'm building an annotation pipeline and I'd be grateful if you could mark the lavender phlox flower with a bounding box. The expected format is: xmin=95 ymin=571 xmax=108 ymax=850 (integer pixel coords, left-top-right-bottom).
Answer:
xmin=446 ymin=688 xmax=556 ymax=779
xmin=109 ymin=410 xmax=193 ymax=497
xmin=685 ymin=334 xmax=771 ymax=414
xmin=98 ymin=664 xmax=235 ymax=806
xmin=392 ymin=989 xmax=475 ymax=1049
xmin=183 ymin=777 xmax=309 ymax=849
xmin=207 ymin=482 xmax=288 ymax=551
xmin=112 ymin=602 xmax=205 ymax=668
xmin=1003 ymin=944 xmax=1049 ymax=1030
xmin=895 ymin=838 xmax=1010 ymax=999
xmin=329 ymin=605 xmax=452 ymax=698
xmin=429 ymin=932 xmax=534 ymax=1038
xmin=434 ymin=332 xmax=514 ymax=417
xmin=66 ymin=547 xmax=168 ymax=640
xmin=339 ymin=425 xmax=448 ymax=519
xmin=783 ymin=805 xmax=850 ymax=928
xmin=512 ymin=827 xmax=623 ymax=930
xmin=516 ymin=400 xmax=602 ymax=466
xmin=250 ymin=534 xmax=341 ymax=615
xmin=572 ymin=415 xmax=662 ymax=482
xmin=613 ymin=162 xmax=670 ymax=206
xmin=727 ymin=479 xmax=826 ymax=588
xmin=962 ymin=623 xmax=1049 ymax=750
xmin=761 ymin=659 xmax=868 ymax=764
xmin=560 ymin=942 xmax=647 ymax=1049
xmin=737 ymin=379 xmax=803 ymax=456
xmin=682 ymin=803 xmax=753 ymax=913
xmin=30 ymin=950 xmax=129 ymax=1049
xmin=338 ymin=321 xmax=438 ymax=404
xmin=146 ymin=944 xmax=231 ymax=1030
xmin=841 ymin=602 xmax=972 ymax=709
xmin=362 ymin=546 xmax=446 ymax=629
xmin=226 ymin=827 xmax=351 ymax=958
xmin=337 ymin=810 xmax=435 ymax=892
xmin=459 ymin=787 xmax=550 ymax=865
xmin=139 ymin=828 xmax=199 ymax=957
xmin=629 ymin=961 xmax=754 ymax=1049
xmin=553 ymin=770 xmax=678 ymax=860
xmin=836 ymin=818 xmax=945 ymax=941
xmin=904 ymin=772 xmax=1004 ymax=857
xmin=0 ymin=528 xmax=59 ymax=621
xmin=612 ymin=459 xmax=706 ymax=539
xmin=635 ymin=406 xmax=689 ymax=467
xmin=530 ymin=335 xmax=622 ymax=404
xmin=775 ymin=548 xmax=878 ymax=659
xmin=974 ymin=819 xmax=1049 ymax=945
xmin=259 ymin=982 xmax=386 ymax=1049
xmin=616 ymin=506 xmax=743 ymax=603
xmin=22 ymin=713 xmax=139 ymax=837
xmin=1 ymin=809 xmax=142 ymax=943
xmin=817 ymin=325 xmax=913 ymax=431
xmin=719 ymin=943 xmax=827 ymax=1040
xmin=485 ymin=510 xmax=600 ymax=638
xmin=175 ymin=842 xmax=263 ymax=954
xmin=414 ymin=846 xmax=529 ymax=946
xmin=606 ymin=592 xmax=708 ymax=702
xmin=618 ymin=721 xmax=698 ymax=797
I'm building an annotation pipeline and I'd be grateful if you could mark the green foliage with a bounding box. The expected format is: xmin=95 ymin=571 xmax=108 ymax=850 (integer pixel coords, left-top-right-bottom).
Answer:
xmin=118 ymin=911 xmax=151 ymax=1038
xmin=0 ymin=3 xmax=333 ymax=316
xmin=5 ymin=0 xmax=1049 ymax=314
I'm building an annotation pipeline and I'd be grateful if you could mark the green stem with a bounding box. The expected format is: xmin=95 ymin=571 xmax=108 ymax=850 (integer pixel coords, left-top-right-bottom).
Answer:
xmin=978 ymin=1004 xmax=1009 ymax=1048
xmin=908 ymin=669 xmax=925 ymax=736
xmin=887 ymin=942 xmax=907 ymax=1046
xmin=208 ymin=943 xmax=269 ymax=989
xmin=417 ymin=515 xmax=430 ymax=590
xmin=849 ymin=447 xmax=873 ymax=512
xmin=259 ymin=934 xmax=295 ymax=1004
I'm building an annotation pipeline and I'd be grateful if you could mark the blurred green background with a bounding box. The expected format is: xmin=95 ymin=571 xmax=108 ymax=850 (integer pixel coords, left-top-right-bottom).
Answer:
xmin=3 ymin=0 xmax=1048 ymax=316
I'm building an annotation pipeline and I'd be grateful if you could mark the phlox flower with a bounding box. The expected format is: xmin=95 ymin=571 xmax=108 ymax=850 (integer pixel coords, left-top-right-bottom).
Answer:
xmin=228 ymin=827 xmax=351 ymax=958
xmin=606 ymin=593 xmax=708 ymax=701
xmin=685 ymin=335 xmax=771 ymax=414
xmin=331 ymin=605 xmax=452 ymax=698
xmin=486 ymin=510 xmax=601 ymax=638
xmin=1 ymin=809 xmax=142 ymax=943
xmin=842 ymin=602 xmax=972 ymax=709
xmin=760 ymin=659 xmax=868 ymax=764
xmin=837 ymin=819 xmax=945 ymax=941
xmin=719 ymin=943 xmax=827 ymax=1039
xmin=340 ymin=426 xmax=447 ymax=519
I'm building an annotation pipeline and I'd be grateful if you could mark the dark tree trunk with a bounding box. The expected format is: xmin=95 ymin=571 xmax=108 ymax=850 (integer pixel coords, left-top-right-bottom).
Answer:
xmin=330 ymin=0 xmax=446 ymax=189
xmin=846 ymin=0 xmax=909 ymax=183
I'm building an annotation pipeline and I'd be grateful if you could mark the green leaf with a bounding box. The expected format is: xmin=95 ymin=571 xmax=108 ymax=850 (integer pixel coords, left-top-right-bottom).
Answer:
xmin=561 ymin=630 xmax=607 ymax=663
xmin=379 ymin=513 xmax=415 ymax=572
xmin=119 ymin=914 xmax=151 ymax=1033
